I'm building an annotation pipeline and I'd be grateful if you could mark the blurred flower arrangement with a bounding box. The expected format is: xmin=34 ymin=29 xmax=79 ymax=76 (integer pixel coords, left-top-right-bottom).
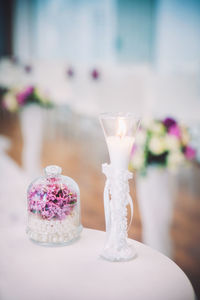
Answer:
xmin=130 ymin=117 xmax=196 ymax=174
xmin=1 ymin=86 xmax=52 ymax=112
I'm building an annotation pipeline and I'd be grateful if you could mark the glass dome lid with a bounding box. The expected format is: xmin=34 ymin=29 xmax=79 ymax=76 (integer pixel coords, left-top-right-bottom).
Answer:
xmin=26 ymin=165 xmax=82 ymax=246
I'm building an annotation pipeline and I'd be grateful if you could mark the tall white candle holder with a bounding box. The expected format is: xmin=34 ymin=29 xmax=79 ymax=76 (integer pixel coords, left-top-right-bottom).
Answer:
xmin=99 ymin=112 xmax=140 ymax=262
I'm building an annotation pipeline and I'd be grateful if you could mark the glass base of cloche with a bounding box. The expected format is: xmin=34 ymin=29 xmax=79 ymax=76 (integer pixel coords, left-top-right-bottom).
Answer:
xmin=27 ymin=212 xmax=82 ymax=246
xmin=28 ymin=231 xmax=82 ymax=247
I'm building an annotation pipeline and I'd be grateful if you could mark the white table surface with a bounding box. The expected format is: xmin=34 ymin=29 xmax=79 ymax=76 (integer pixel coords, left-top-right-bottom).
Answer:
xmin=0 ymin=227 xmax=195 ymax=300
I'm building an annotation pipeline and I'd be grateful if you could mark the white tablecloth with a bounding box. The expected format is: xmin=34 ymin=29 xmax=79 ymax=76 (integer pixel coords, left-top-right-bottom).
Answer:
xmin=0 ymin=227 xmax=195 ymax=300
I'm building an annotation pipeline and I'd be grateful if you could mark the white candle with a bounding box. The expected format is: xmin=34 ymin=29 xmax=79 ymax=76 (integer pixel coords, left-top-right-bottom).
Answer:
xmin=106 ymin=118 xmax=135 ymax=170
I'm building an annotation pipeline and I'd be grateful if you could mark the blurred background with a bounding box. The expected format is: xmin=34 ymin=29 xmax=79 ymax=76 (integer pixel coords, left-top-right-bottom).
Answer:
xmin=0 ymin=0 xmax=200 ymax=298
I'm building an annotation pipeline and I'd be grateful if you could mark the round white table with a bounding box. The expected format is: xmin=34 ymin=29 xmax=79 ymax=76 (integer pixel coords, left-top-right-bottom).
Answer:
xmin=0 ymin=227 xmax=195 ymax=300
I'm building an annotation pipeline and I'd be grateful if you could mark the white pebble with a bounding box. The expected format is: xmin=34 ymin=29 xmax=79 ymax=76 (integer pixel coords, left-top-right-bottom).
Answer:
xmin=27 ymin=211 xmax=80 ymax=244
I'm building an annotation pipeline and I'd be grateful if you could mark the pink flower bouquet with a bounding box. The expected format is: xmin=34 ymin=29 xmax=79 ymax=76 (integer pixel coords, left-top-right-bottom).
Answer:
xmin=1 ymin=86 xmax=52 ymax=112
xmin=130 ymin=117 xmax=196 ymax=174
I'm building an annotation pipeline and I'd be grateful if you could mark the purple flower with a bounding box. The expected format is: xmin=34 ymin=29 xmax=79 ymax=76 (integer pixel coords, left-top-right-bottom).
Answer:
xmin=16 ymin=86 xmax=34 ymax=105
xmin=24 ymin=65 xmax=32 ymax=73
xmin=184 ymin=146 xmax=196 ymax=160
xmin=67 ymin=67 xmax=74 ymax=78
xmin=163 ymin=117 xmax=177 ymax=130
xmin=91 ymin=69 xmax=100 ymax=80
xmin=168 ymin=125 xmax=181 ymax=139
xmin=24 ymin=86 xmax=34 ymax=96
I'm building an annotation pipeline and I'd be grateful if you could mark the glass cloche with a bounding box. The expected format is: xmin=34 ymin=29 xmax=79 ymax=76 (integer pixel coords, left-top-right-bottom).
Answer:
xmin=26 ymin=165 xmax=82 ymax=246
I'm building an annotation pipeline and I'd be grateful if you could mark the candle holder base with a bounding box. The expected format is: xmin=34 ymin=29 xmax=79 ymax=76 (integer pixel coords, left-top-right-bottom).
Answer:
xmin=101 ymin=244 xmax=137 ymax=262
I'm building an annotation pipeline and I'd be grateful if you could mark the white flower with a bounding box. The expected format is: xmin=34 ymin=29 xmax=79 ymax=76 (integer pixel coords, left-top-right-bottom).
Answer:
xmin=165 ymin=134 xmax=180 ymax=151
xmin=34 ymin=88 xmax=49 ymax=104
xmin=142 ymin=117 xmax=153 ymax=128
xmin=149 ymin=136 xmax=166 ymax=155
xmin=132 ymin=150 xmax=145 ymax=170
xmin=181 ymin=126 xmax=190 ymax=146
xmin=167 ymin=151 xmax=185 ymax=170
xmin=3 ymin=92 xmax=18 ymax=112
xmin=149 ymin=121 xmax=165 ymax=135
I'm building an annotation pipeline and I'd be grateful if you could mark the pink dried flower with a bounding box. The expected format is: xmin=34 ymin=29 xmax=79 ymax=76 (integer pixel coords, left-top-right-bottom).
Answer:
xmin=28 ymin=179 xmax=77 ymax=220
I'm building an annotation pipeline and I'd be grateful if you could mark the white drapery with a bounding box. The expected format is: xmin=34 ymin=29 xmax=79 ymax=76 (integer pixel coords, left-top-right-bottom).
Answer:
xmin=13 ymin=0 xmax=117 ymax=63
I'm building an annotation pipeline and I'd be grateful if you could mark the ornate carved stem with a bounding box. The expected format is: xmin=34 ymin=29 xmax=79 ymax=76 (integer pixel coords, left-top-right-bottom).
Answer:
xmin=101 ymin=163 xmax=136 ymax=261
